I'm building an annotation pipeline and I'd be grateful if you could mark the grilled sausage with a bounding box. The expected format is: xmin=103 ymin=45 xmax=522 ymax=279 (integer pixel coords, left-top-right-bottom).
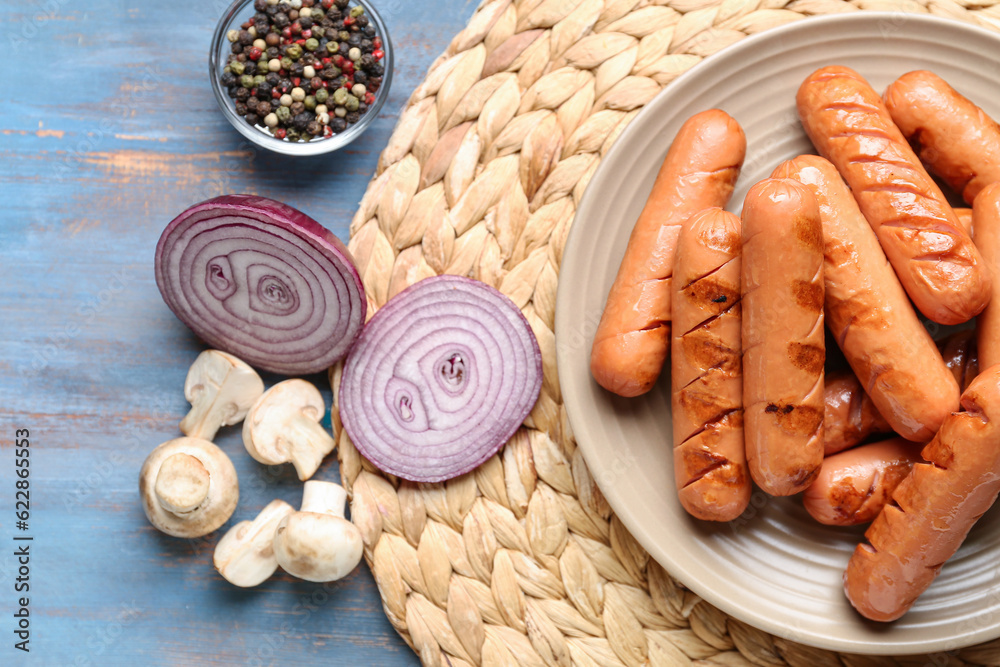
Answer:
xmin=742 ymin=178 xmax=825 ymax=496
xmin=797 ymin=65 xmax=991 ymax=326
xmin=844 ymin=363 xmax=1000 ymax=622
xmin=955 ymin=207 xmax=973 ymax=237
xmin=772 ymin=155 xmax=959 ymax=442
xmin=974 ymin=183 xmax=1000 ymax=370
xmin=590 ymin=110 xmax=746 ymax=397
xmin=884 ymin=70 xmax=1000 ymax=205
xmin=804 ymin=438 xmax=922 ymax=526
xmin=823 ymin=370 xmax=892 ymax=456
xmin=939 ymin=328 xmax=979 ymax=390
xmin=671 ymin=208 xmax=750 ymax=521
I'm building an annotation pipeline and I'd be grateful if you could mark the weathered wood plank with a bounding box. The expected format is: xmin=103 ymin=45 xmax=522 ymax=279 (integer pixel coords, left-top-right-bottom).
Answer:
xmin=1 ymin=0 xmax=480 ymax=663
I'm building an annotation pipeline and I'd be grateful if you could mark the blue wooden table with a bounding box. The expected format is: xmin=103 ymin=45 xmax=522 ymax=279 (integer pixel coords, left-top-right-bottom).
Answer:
xmin=1 ymin=0 xmax=477 ymax=663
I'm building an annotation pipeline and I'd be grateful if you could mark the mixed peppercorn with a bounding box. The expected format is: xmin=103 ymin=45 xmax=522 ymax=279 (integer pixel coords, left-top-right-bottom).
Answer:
xmin=220 ymin=0 xmax=386 ymax=142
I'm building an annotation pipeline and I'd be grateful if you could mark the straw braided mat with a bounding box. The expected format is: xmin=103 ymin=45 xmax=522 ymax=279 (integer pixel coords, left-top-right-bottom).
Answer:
xmin=329 ymin=0 xmax=1000 ymax=664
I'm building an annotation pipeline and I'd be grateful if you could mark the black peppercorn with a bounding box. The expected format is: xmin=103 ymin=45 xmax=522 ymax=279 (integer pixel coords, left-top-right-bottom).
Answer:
xmin=218 ymin=0 xmax=383 ymax=142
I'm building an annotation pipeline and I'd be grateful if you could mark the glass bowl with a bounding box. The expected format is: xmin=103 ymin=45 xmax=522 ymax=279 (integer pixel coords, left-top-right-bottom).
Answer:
xmin=209 ymin=0 xmax=393 ymax=156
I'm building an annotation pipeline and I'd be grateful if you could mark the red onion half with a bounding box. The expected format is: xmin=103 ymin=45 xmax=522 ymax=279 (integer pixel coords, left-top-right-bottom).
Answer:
xmin=155 ymin=195 xmax=366 ymax=376
xmin=340 ymin=275 xmax=542 ymax=483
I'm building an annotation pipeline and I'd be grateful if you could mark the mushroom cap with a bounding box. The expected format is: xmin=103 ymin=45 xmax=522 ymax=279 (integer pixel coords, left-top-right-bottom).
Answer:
xmin=272 ymin=511 xmax=363 ymax=583
xmin=271 ymin=481 xmax=361 ymax=582
xmin=214 ymin=499 xmax=295 ymax=587
xmin=242 ymin=379 xmax=329 ymax=466
xmin=139 ymin=437 xmax=239 ymax=538
xmin=181 ymin=349 xmax=264 ymax=440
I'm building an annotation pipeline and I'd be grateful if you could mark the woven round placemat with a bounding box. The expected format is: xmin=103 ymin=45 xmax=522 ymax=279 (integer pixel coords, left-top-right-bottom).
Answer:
xmin=330 ymin=1 xmax=1000 ymax=664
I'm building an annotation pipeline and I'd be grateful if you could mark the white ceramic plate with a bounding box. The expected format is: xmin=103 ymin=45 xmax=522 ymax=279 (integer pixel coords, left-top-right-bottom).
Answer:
xmin=556 ymin=12 xmax=1000 ymax=655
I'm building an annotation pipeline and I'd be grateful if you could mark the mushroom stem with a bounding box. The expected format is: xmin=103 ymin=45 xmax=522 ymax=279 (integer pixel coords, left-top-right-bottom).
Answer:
xmin=300 ymin=480 xmax=348 ymax=518
xmin=155 ymin=453 xmax=211 ymax=514
xmin=286 ymin=416 xmax=336 ymax=481
xmin=180 ymin=392 xmax=218 ymax=441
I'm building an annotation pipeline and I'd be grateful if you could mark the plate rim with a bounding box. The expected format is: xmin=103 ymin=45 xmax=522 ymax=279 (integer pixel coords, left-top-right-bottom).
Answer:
xmin=555 ymin=10 xmax=1000 ymax=655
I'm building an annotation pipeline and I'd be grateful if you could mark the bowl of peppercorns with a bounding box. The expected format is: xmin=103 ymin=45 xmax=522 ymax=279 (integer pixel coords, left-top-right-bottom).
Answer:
xmin=210 ymin=0 xmax=392 ymax=156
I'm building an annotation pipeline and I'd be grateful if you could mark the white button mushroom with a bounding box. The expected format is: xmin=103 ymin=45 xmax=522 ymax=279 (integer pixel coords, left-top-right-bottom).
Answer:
xmin=213 ymin=499 xmax=295 ymax=587
xmin=179 ymin=350 xmax=264 ymax=442
xmin=272 ymin=481 xmax=363 ymax=583
xmin=242 ymin=379 xmax=336 ymax=481
xmin=139 ymin=437 xmax=239 ymax=538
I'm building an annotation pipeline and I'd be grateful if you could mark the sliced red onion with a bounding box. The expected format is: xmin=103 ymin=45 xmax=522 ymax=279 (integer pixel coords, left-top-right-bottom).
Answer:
xmin=155 ymin=195 xmax=366 ymax=376
xmin=340 ymin=275 xmax=542 ymax=483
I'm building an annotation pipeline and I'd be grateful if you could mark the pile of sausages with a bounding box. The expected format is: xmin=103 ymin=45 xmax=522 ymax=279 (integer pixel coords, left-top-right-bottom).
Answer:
xmin=590 ymin=65 xmax=1000 ymax=623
